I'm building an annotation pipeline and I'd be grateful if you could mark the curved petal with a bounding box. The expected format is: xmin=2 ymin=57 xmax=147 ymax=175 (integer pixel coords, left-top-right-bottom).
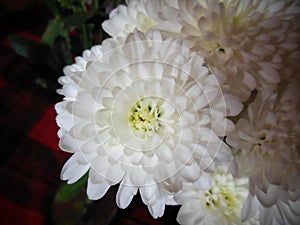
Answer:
xmin=116 ymin=183 xmax=138 ymax=209
xmin=241 ymin=194 xmax=259 ymax=222
xmin=59 ymin=134 xmax=79 ymax=153
xmin=61 ymin=153 xmax=90 ymax=184
xmin=87 ymin=177 xmax=110 ymax=200
xmin=147 ymin=198 xmax=165 ymax=219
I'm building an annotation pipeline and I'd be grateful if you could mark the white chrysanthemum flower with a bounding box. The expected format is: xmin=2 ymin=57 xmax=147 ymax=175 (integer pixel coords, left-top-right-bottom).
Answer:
xmin=175 ymin=165 xmax=258 ymax=225
xmin=149 ymin=0 xmax=300 ymax=101
xmin=102 ymin=0 xmax=181 ymax=39
xmin=227 ymin=77 xmax=300 ymax=224
xmin=55 ymin=30 xmax=235 ymax=218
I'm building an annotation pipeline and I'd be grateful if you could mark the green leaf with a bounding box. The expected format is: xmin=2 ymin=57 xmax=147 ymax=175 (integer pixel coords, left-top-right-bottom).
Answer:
xmin=9 ymin=36 xmax=36 ymax=59
xmin=55 ymin=172 xmax=89 ymax=203
xmin=42 ymin=17 xmax=68 ymax=47
xmin=64 ymin=12 xmax=95 ymax=27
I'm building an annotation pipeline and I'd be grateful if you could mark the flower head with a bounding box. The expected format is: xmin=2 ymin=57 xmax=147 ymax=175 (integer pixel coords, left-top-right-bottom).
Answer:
xmin=175 ymin=164 xmax=258 ymax=225
xmin=149 ymin=0 xmax=300 ymax=101
xmin=227 ymin=76 xmax=300 ymax=223
xmin=56 ymin=30 xmax=234 ymax=218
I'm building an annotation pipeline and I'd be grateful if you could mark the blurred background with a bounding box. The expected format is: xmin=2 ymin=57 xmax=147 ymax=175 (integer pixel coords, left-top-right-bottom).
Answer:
xmin=0 ymin=0 xmax=179 ymax=224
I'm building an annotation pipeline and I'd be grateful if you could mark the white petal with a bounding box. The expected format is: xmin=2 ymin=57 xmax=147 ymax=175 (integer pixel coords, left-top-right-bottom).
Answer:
xmin=141 ymin=154 xmax=158 ymax=173
xmin=256 ymin=185 xmax=279 ymax=207
xmin=258 ymin=62 xmax=280 ymax=84
xmin=175 ymin=144 xmax=193 ymax=165
xmin=55 ymin=101 xmax=68 ymax=114
xmin=165 ymin=195 xmax=178 ymax=205
xmin=289 ymin=200 xmax=300 ymax=216
xmin=272 ymin=203 xmax=284 ymax=225
xmin=140 ymin=184 xmax=157 ymax=204
xmin=116 ymin=183 xmax=138 ymax=209
xmin=147 ymin=198 xmax=165 ymax=218
xmin=61 ymin=153 xmax=90 ymax=184
xmin=56 ymin=113 xmax=73 ymax=131
xmin=224 ymin=94 xmax=244 ymax=116
xmin=179 ymin=161 xmax=201 ymax=182
xmin=241 ymin=194 xmax=259 ymax=222
xmin=87 ymin=178 xmax=110 ymax=200
xmin=105 ymin=164 xmax=125 ymax=185
xmin=177 ymin=204 xmax=201 ymax=225
xmin=59 ymin=134 xmax=79 ymax=153
xmin=260 ymin=207 xmax=274 ymax=225
xmin=193 ymin=172 xmax=212 ymax=190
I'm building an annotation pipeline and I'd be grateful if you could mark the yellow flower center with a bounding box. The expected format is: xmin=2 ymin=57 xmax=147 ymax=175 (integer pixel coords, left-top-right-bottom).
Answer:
xmin=204 ymin=171 xmax=246 ymax=218
xmin=129 ymin=98 xmax=162 ymax=137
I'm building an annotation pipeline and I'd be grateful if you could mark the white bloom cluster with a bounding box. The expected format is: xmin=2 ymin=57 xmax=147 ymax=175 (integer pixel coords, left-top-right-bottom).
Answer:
xmin=56 ymin=0 xmax=300 ymax=224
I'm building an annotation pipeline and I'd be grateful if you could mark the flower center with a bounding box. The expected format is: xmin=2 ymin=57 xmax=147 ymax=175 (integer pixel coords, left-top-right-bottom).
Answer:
xmin=204 ymin=186 xmax=239 ymax=216
xmin=129 ymin=98 xmax=162 ymax=137
xmin=204 ymin=170 xmax=246 ymax=218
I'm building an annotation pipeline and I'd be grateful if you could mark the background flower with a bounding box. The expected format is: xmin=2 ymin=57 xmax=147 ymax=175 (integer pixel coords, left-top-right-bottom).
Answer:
xmin=227 ymin=76 xmax=300 ymax=224
xmin=148 ymin=0 xmax=300 ymax=102
xmin=56 ymin=30 xmax=235 ymax=218
xmin=175 ymin=164 xmax=258 ymax=225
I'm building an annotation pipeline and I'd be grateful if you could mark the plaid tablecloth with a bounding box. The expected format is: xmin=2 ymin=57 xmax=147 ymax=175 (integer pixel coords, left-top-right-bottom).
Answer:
xmin=0 ymin=5 xmax=179 ymax=225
